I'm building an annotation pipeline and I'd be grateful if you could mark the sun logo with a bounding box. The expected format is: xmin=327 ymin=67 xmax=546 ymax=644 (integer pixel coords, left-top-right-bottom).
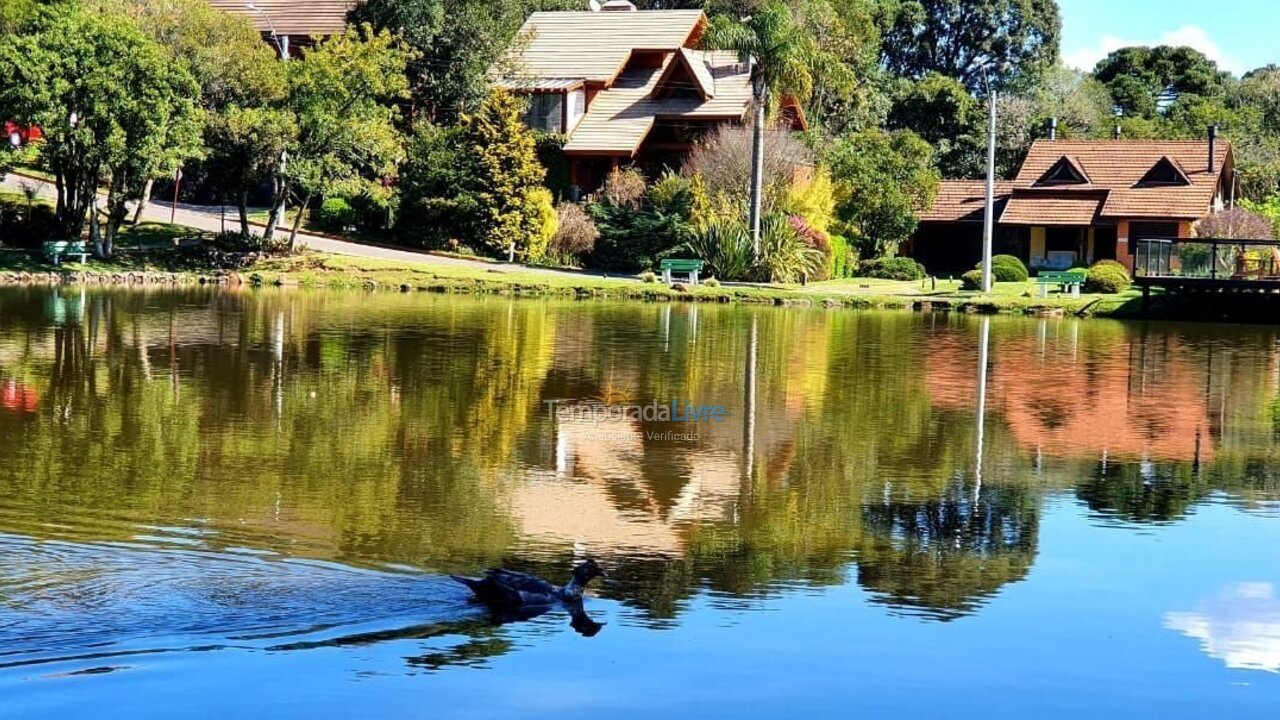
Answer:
xmin=593 ymin=377 xmax=634 ymax=407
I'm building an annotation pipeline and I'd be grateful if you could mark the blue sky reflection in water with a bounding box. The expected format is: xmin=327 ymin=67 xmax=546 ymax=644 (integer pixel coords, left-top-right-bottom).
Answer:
xmin=0 ymin=287 xmax=1278 ymax=718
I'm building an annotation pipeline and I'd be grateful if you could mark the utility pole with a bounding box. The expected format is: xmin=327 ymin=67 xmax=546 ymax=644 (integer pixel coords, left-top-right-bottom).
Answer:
xmin=981 ymin=78 xmax=997 ymax=293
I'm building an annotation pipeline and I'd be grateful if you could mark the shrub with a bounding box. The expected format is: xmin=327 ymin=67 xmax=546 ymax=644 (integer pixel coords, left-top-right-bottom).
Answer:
xmin=1195 ymin=207 xmax=1275 ymax=239
xmin=858 ymin=256 xmax=926 ymax=281
xmin=348 ymin=191 xmax=395 ymax=231
xmin=211 ymin=230 xmax=270 ymax=253
xmin=1089 ymin=259 xmax=1128 ymax=274
xmin=685 ymin=217 xmax=754 ymax=281
xmin=524 ymin=187 xmax=558 ymax=261
xmin=981 ymin=254 xmax=1029 ymax=282
xmin=1085 ymin=262 xmax=1132 ymax=294
xmin=315 ymin=197 xmax=357 ymax=231
xmin=704 ymin=277 xmax=720 ymax=287
xmin=549 ymin=202 xmax=598 ymax=260
xmin=789 ymin=215 xmax=831 ymax=280
xmin=640 ymin=270 xmax=657 ymax=283
xmin=534 ymin=131 xmax=570 ymax=199
xmin=682 ymin=125 xmax=812 ymax=214
xmin=961 ymin=268 xmax=983 ymax=290
xmin=759 ymin=213 xmax=825 ymax=283
xmin=0 ymin=202 xmax=58 ymax=248
xmin=600 ymin=168 xmax=647 ymax=209
xmin=779 ymin=167 xmax=837 ymax=236
xmin=828 ymin=235 xmax=858 ymax=278
xmin=588 ymin=172 xmax=693 ymax=272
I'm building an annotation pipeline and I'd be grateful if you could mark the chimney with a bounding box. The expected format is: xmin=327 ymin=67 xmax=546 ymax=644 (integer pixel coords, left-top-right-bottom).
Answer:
xmin=1113 ymin=125 xmax=1122 ymax=140
xmin=1047 ymin=117 xmax=1057 ymax=140
xmin=601 ymin=0 xmax=638 ymax=10
xmin=1208 ymin=125 xmax=1218 ymax=173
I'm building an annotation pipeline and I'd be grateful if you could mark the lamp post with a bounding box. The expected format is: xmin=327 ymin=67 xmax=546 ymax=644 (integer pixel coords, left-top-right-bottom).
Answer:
xmin=981 ymin=73 xmax=997 ymax=293
xmin=246 ymin=3 xmax=289 ymax=60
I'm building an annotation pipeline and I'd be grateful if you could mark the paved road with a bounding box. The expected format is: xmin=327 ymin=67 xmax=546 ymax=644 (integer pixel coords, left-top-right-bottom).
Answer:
xmin=2 ymin=172 xmax=624 ymax=280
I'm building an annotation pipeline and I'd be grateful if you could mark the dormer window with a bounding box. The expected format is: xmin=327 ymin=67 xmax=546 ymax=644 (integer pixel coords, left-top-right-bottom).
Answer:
xmin=652 ymin=48 xmax=715 ymax=101
xmin=1136 ymin=156 xmax=1191 ymax=186
xmin=1036 ymin=156 xmax=1091 ymax=186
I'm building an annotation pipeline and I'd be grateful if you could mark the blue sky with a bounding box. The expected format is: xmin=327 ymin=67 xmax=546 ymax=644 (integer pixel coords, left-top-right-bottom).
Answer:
xmin=1059 ymin=0 xmax=1280 ymax=76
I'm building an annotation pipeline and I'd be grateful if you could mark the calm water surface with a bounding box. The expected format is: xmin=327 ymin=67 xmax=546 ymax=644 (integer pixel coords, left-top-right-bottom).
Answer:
xmin=0 ymin=287 xmax=1278 ymax=718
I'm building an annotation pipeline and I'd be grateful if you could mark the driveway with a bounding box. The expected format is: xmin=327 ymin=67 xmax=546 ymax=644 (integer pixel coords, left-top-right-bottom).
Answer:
xmin=1 ymin=171 xmax=629 ymax=280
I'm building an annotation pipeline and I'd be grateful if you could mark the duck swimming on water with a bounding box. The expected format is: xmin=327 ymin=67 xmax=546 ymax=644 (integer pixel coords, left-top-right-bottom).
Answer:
xmin=450 ymin=559 xmax=607 ymax=611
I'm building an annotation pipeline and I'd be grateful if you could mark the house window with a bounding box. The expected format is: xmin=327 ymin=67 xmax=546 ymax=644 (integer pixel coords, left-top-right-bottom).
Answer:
xmin=523 ymin=93 xmax=564 ymax=133
xmin=1137 ymin=157 xmax=1190 ymax=186
xmin=566 ymin=89 xmax=586 ymax=133
xmin=1036 ymin=156 xmax=1090 ymax=186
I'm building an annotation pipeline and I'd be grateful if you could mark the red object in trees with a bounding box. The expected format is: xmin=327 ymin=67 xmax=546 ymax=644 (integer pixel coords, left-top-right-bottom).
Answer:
xmin=3 ymin=121 xmax=42 ymax=146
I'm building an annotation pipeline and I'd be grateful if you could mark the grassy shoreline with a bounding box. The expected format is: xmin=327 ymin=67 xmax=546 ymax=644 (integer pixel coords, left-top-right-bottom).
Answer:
xmin=0 ymin=246 xmax=1143 ymax=318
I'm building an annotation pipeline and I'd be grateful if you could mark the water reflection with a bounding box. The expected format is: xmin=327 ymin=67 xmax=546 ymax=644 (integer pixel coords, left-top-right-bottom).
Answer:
xmin=1 ymin=287 xmax=1279 ymax=672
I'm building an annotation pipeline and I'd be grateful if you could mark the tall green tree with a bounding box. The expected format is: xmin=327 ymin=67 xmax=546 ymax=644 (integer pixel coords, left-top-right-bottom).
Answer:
xmin=1092 ymin=45 xmax=1230 ymax=119
xmin=706 ymin=2 xmax=816 ymax=255
xmin=99 ymin=0 xmax=287 ymax=224
xmin=0 ymin=4 xmax=202 ymax=257
xmin=880 ymin=0 xmax=1061 ymax=91
xmin=266 ymin=25 xmax=410 ymax=247
xmin=826 ymin=128 xmax=939 ymax=258
xmin=888 ymin=72 xmax=983 ymax=177
xmin=398 ymin=90 xmax=553 ymax=258
xmin=353 ymin=0 xmax=579 ymax=123
xmin=204 ymin=106 xmax=297 ymax=234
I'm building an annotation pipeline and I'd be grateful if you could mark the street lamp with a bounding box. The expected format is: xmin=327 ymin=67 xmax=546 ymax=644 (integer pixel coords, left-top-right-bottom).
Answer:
xmin=246 ymin=3 xmax=289 ymax=60
xmin=980 ymin=68 xmax=1001 ymax=294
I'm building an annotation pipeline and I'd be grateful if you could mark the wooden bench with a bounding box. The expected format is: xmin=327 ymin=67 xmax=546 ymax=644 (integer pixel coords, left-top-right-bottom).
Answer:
xmin=42 ymin=240 xmax=88 ymax=266
xmin=1035 ymin=270 xmax=1087 ymax=297
xmin=659 ymin=258 xmax=704 ymax=286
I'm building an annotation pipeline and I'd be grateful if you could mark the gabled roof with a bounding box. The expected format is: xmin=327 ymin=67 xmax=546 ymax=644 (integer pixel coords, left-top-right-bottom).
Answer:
xmin=653 ymin=48 xmax=716 ymax=100
xmin=1002 ymin=190 xmax=1107 ymax=226
xmin=207 ymin=0 xmax=358 ymax=37
xmin=919 ymin=180 xmax=1014 ymax=224
xmin=1011 ymin=139 xmax=1231 ymax=220
xmin=499 ymin=10 xmax=706 ymax=85
xmin=1034 ymin=155 xmax=1091 ymax=186
xmin=1136 ymin=156 xmax=1191 ymax=186
xmin=564 ymin=50 xmax=751 ymax=155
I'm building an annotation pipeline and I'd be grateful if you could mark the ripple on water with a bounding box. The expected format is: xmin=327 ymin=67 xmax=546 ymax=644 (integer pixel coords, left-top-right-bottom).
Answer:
xmin=0 ymin=532 xmax=479 ymax=670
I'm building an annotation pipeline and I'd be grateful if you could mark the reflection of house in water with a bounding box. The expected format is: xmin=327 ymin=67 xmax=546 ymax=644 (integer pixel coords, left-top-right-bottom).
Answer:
xmin=926 ymin=321 xmax=1218 ymax=463
xmin=513 ymin=401 xmax=745 ymax=555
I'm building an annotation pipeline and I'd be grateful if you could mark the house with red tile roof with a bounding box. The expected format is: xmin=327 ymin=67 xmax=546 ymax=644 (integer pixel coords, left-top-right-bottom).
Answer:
xmin=906 ymin=130 xmax=1235 ymax=274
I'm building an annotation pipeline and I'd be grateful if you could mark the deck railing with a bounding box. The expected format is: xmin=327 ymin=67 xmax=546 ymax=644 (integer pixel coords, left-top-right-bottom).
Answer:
xmin=1133 ymin=237 xmax=1280 ymax=281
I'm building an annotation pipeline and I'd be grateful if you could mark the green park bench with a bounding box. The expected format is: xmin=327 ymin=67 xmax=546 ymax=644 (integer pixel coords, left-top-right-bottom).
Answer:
xmin=1035 ymin=270 xmax=1088 ymax=298
xmin=42 ymin=240 xmax=88 ymax=266
xmin=659 ymin=258 xmax=705 ymax=286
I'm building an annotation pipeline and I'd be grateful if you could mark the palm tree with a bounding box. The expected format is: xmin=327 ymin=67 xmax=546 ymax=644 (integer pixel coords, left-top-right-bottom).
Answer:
xmin=705 ymin=3 xmax=813 ymax=256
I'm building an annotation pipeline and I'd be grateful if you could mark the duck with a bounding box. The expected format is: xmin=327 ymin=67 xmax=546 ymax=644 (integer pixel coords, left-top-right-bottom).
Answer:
xmin=450 ymin=559 xmax=607 ymax=611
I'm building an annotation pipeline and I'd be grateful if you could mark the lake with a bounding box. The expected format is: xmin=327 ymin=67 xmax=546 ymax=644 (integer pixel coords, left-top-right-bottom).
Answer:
xmin=1 ymin=286 xmax=1278 ymax=718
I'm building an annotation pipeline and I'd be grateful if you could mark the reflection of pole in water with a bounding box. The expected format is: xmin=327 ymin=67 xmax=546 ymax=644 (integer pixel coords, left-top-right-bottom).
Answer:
xmin=743 ymin=314 xmax=758 ymax=485
xmin=274 ymin=310 xmax=285 ymax=424
xmin=974 ymin=315 xmax=991 ymax=503
xmin=662 ymin=304 xmax=671 ymax=350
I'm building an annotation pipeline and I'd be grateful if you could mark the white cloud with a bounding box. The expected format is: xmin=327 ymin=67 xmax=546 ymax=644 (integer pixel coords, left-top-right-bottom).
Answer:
xmin=1164 ymin=582 xmax=1280 ymax=673
xmin=1064 ymin=24 xmax=1246 ymax=76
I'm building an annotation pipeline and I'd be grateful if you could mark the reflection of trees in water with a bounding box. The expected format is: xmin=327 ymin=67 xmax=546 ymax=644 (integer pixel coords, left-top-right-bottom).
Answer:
xmin=4 ymin=289 xmax=1280 ymax=628
xmin=1076 ymin=462 xmax=1211 ymax=524
xmin=855 ymin=484 xmax=1039 ymax=621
